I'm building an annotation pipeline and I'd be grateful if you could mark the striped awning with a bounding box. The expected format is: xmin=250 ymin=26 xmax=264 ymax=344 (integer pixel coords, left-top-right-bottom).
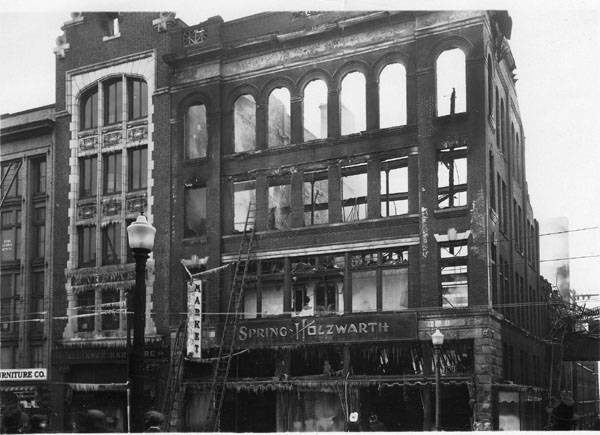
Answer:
xmin=67 ymin=382 xmax=128 ymax=392
xmin=0 ymin=385 xmax=37 ymax=392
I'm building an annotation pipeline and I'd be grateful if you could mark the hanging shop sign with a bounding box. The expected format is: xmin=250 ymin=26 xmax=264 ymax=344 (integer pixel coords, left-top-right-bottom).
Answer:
xmin=235 ymin=312 xmax=417 ymax=348
xmin=0 ymin=369 xmax=47 ymax=382
xmin=187 ymin=278 xmax=203 ymax=359
xmin=54 ymin=344 xmax=168 ymax=363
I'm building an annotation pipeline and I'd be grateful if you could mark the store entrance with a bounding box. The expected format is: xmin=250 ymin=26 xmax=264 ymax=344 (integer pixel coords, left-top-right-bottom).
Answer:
xmin=360 ymin=386 xmax=423 ymax=431
xmin=221 ymin=390 xmax=276 ymax=432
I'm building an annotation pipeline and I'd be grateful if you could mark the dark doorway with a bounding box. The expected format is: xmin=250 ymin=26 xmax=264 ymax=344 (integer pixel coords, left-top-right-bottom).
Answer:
xmin=360 ymin=386 xmax=423 ymax=431
xmin=220 ymin=390 xmax=276 ymax=432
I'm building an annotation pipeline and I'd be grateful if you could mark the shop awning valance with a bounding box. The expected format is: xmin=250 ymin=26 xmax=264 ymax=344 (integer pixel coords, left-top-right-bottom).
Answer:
xmin=0 ymin=385 xmax=37 ymax=392
xmin=67 ymin=382 xmax=128 ymax=392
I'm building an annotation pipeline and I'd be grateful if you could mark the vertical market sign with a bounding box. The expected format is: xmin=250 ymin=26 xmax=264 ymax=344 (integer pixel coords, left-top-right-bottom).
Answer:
xmin=187 ymin=279 xmax=202 ymax=359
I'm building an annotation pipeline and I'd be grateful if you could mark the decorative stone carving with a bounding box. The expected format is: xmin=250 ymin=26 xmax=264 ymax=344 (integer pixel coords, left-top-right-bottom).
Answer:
xmin=152 ymin=12 xmax=175 ymax=32
xmin=102 ymin=198 xmax=122 ymax=216
xmin=79 ymin=134 xmax=98 ymax=152
xmin=78 ymin=203 xmax=97 ymax=220
xmin=54 ymin=33 xmax=70 ymax=58
xmin=103 ymin=130 xmax=122 ymax=148
xmin=127 ymin=124 xmax=148 ymax=144
xmin=184 ymin=27 xmax=207 ymax=47
xmin=126 ymin=195 xmax=147 ymax=214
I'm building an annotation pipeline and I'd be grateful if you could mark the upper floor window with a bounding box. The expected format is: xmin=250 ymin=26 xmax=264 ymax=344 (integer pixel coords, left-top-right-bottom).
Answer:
xmin=268 ymin=88 xmax=291 ymax=148
xmin=437 ymin=148 xmax=467 ymax=208
xmin=1 ymin=161 xmax=20 ymax=199
xmin=436 ymin=48 xmax=466 ymax=116
xmin=185 ymin=105 xmax=207 ymax=159
xmin=103 ymin=152 xmax=122 ymax=195
xmin=340 ymin=72 xmax=366 ymax=135
xmin=101 ymin=288 xmax=120 ymax=330
xmin=379 ymin=63 xmax=407 ymax=128
xmin=104 ymin=15 xmax=120 ymax=38
xmin=303 ymin=80 xmax=328 ymax=140
xmin=233 ymin=180 xmax=255 ymax=233
xmin=184 ymin=186 xmax=207 ymax=238
xmin=341 ymin=163 xmax=367 ymax=221
xmin=32 ymin=207 xmax=45 ymax=260
xmin=1 ymin=209 xmax=21 ymax=262
xmin=80 ymin=87 xmax=98 ymax=130
xmin=31 ymin=158 xmax=47 ymax=194
xmin=103 ymin=79 xmax=123 ymax=126
xmin=234 ymin=94 xmax=256 ymax=152
xmin=102 ymin=222 xmax=121 ymax=265
xmin=78 ymin=225 xmax=96 ymax=267
xmin=440 ymin=241 xmax=468 ymax=308
xmin=267 ymin=175 xmax=291 ymax=231
xmin=128 ymin=78 xmax=148 ymax=121
xmin=77 ymin=291 xmax=95 ymax=332
xmin=303 ymin=170 xmax=328 ymax=226
xmin=487 ymin=55 xmax=493 ymax=117
xmin=380 ymin=158 xmax=408 ymax=217
xmin=1 ymin=273 xmax=19 ymax=333
xmin=128 ymin=147 xmax=147 ymax=191
xmin=79 ymin=156 xmax=97 ymax=198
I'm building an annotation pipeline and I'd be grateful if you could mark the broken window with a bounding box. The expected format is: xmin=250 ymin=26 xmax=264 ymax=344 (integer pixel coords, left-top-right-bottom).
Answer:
xmin=440 ymin=242 xmax=468 ymax=308
xmin=233 ymin=180 xmax=255 ymax=233
xmin=243 ymin=282 xmax=257 ymax=319
xmin=379 ymin=63 xmax=407 ymax=128
xmin=436 ymin=48 xmax=466 ymax=116
xmin=340 ymin=71 xmax=366 ymax=135
xmin=267 ymin=87 xmax=291 ymax=147
xmin=293 ymin=283 xmax=309 ymax=314
xmin=184 ymin=186 xmax=207 ymax=238
xmin=261 ymin=282 xmax=284 ymax=317
xmin=380 ymin=158 xmax=408 ymax=216
xmin=185 ymin=104 xmax=208 ymax=159
xmin=352 ymin=269 xmax=376 ymax=312
xmin=437 ymin=148 xmax=467 ymax=208
xmin=267 ymin=176 xmax=291 ymax=231
xmin=303 ymin=170 xmax=328 ymax=226
xmin=341 ymin=163 xmax=368 ymax=222
xmin=382 ymin=268 xmax=408 ymax=311
xmin=303 ymin=79 xmax=327 ymax=140
xmin=234 ymin=94 xmax=256 ymax=152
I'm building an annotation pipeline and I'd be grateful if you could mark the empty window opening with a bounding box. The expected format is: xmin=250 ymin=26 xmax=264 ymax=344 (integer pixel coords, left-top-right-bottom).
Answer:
xmin=380 ymin=157 xmax=408 ymax=216
xmin=436 ymin=48 xmax=466 ymax=116
xmin=267 ymin=176 xmax=291 ymax=231
xmin=303 ymin=79 xmax=328 ymax=140
xmin=268 ymin=87 xmax=291 ymax=147
xmin=261 ymin=282 xmax=284 ymax=317
xmin=233 ymin=180 xmax=255 ymax=233
xmin=303 ymin=170 xmax=328 ymax=226
xmin=234 ymin=94 xmax=256 ymax=152
xmin=185 ymin=104 xmax=208 ymax=159
xmin=341 ymin=163 xmax=368 ymax=222
xmin=184 ymin=186 xmax=207 ymax=238
xmin=437 ymin=148 xmax=467 ymax=208
xmin=440 ymin=242 xmax=468 ymax=308
xmin=340 ymin=71 xmax=366 ymax=135
xmin=379 ymin=63 xmax=407 ymax=128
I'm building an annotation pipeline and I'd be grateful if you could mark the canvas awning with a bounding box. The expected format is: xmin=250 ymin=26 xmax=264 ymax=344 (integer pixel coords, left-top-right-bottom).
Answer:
xmin=67 ymin=382 xmax=128 ymax=392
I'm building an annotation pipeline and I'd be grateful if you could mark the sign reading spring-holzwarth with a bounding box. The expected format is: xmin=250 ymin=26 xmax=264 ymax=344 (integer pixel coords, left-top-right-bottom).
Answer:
xmin=235 ymin=313 xmax=417 ymax=348
xmin=0 ymin=368 xmax=47 ymax=382
xmin=186 ymin=279 xmax=202 ymax=359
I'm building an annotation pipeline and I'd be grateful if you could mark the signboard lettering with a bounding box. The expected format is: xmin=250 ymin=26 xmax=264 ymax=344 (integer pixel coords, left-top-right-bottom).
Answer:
xmin=0 ymin=369 xmax=47 ymax=382
xmin=187 ymin=279 xmax=202 ymax=359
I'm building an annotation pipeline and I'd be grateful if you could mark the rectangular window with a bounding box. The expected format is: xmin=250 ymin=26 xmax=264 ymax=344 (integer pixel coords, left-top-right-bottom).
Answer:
xmin=233 ymin=180 xmax=256 ymax=233
xmin=341 ymin=163 xmax=367 ymax=222
xmin=351 ymin=270 xmax=377 ymax=312
xmin=501 ymin=180 xmax=508 ymax=234
xmin=489 ymin=154 xmax=496 ymax=211
xmin=30 ymin=272 xmax=44 ymax=336
xmin=293 ymin=284 xmax=308 ymax=314
xmin=33 ymin=207 xmax=45 ymax=259
xmin=32 ymin=158 xmax=47 ymax=194
xmin=1 ymin=161 xmax=21 ymax=198
xmin=518 ymin=206 xmax=523 ymax=253
xmin=0 ymin=347 xmax=15 ymax=369
xmin=437 ymin=148 xmax=467 ymax=208
xmin=440 ymin=242 xmax=468 ymax=308
xmin=128 ymin=78 xmax=148 ymax=120
xmin=382 ymin=268 xmax=408 ymax=311
xmin=81 ymin=90 xmax=98 ymax=130
xmin=31 ymin=346 xmax=43 ymax=368
xmin=261 ymin=283 xmax=284 ymax=317
xmin=128 ymin=147 xmax=147 ymax=191
xmin=314 ymin=281 xmax=338 ymax=315
xmin=1 ymin=209 xmax=21 ymax=262
xmin=184 ymin=186 xmax=207 ymax=238
xmin=303 ymin=170 xmax=328 ymax=226
xmin=267 ymin=176 xmax=291 ymax=231
xmin=491 ymin=239 xmax=498 ymax=306
xmin=79 ymin=156 xmax=98 ymax=198
xmin=101 ymin=289 xmax=120 ymax=330
xmin=77 ymin=291 xmax=95 ymax=332
xmin=380 ymin=158 xmax=408 ymax=217
xmin=243 ymin=282 xmax=257 ymax=319
xmin=104 ymin=79 xmax=123 ymax=125
xmin=103 ymin=152 xmax=122 ymax=194
xmin=102 ymin=223 xmax=121 ymax=265
xmin=78 ymin=225 xmax=96 ymax=267
xmin=1 ymin=274 xmax=18 ymax=333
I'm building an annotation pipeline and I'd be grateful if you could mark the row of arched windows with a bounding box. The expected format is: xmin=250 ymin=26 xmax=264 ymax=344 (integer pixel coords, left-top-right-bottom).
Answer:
xmin=184 ymin=48 xmax=467 ymax=159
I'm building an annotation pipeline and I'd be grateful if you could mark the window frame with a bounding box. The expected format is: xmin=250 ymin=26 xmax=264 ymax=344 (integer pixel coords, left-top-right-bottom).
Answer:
xmin=103 ymin=152 xmax=122 ymax=195
xmin=103 ymin=78 xmax=123 ymax=126
xmin=79 ymin=155 xmax=98 ymax=198
xmin=439 ymin=240 xmax=469 ymax=308
xmin=267 ymin=175 xmax=292 ymax=231
xmin=127 ymin=78 xmax=148 ymax=121
xmin=127 ymin=147 xmax=147 ymax=192
xmin=437 ymin=147 xmax=468 ymax=209
xmin=1 ymin=208 xmax=21 ymax=262
xmin=184 ymin=104 xmax=208 ymax=160
xmin=80 ymin=86 xmax=99 ymax=130
xmin=303 ymin=170 xmax=329 ymax=226
xmin=78 ymin=225 xmax=97 ymax=268
xmin=341 ymin=163 xmax=368 ymax=222
xmin=378 ymin=63 xmax=407 ymax=128
xmin=184 ymin=185 xmax=207 ymax=238
xmin=380 ymin=157 xmax=408 ymax=217
xmin=233 ymin=94 xmax=257 ymax=153
xmin=102 ymin=222 xmax=121 ymax=266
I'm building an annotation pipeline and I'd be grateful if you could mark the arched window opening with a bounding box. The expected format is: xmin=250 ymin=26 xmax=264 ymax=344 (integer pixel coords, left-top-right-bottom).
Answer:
xmin=436 ymin=48 xmax=466 ymax=116
xmin=379 ymin=63 xmax=407 ymax=128
xmin=185 ymin=104 xmax=208 ymax=159
xmin=303 ymin=80 xmax=328 ymax=141
xmin=128 ymin=78 xmax=147 ymax=121
xmin=234 ymin=94 xmax=256 ymax=152
xmin=340 ymin=71 xmax=366 ymax=135
xmin=80 ymin=87 xmax=98 ymax=130
xmin=103 ymin=78 xmax=123 ymax=125
xmin=487 ymin=55 xmax=493 ymax=116
xmin=268 ymin=87 xmax=291 ymax=148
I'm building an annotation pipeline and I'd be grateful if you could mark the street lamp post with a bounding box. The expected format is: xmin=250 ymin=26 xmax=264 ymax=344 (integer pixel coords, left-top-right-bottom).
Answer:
xmin=431 ymin=329 xmax=444 ymax=431
xmin=127 ymin=215 xmax=156 ymax=433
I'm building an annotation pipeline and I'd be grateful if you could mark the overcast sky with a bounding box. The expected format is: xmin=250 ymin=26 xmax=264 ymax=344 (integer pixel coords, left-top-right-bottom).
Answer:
xmin=0 ymin=0 xmax=598 ymax=296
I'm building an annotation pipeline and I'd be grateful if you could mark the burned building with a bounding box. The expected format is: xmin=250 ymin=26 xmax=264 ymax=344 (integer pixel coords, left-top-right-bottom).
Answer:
xmin=48 ymin=10 xmax=555 ymax=432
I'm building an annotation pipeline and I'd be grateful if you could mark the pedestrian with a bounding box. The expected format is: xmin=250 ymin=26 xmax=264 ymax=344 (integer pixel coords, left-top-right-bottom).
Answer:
xmin=550 ymin=390 xmax=576 ymax=430
xmin=143 ymin=411 xmax=164 ymax=432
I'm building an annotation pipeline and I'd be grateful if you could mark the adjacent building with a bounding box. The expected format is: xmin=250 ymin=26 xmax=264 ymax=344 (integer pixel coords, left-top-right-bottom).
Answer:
xmin=0 ymin=105 xmax=54 ymax=423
